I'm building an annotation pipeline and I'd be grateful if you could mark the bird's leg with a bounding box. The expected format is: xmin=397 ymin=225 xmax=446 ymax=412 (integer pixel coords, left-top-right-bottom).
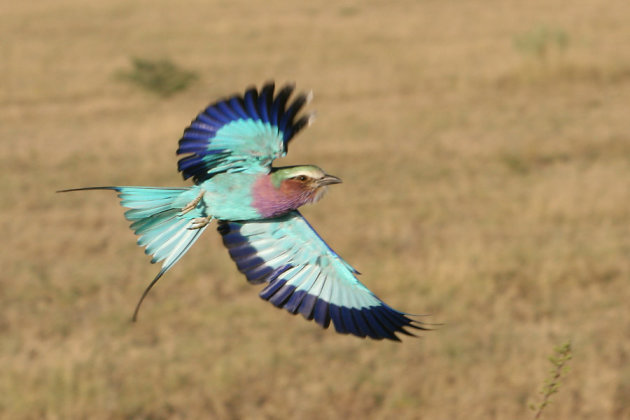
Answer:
xmin=188 ymin=216 xmax=213 ymax=230
xmin=180 ymin=189 xmax=212 ymax=229
xmin=180 ymin=189 xmax=205 ymax=215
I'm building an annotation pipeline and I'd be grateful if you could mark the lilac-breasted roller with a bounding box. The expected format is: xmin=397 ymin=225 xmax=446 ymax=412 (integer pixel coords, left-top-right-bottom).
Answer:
xmin=62 ymin=82 xmax=428 ymax=341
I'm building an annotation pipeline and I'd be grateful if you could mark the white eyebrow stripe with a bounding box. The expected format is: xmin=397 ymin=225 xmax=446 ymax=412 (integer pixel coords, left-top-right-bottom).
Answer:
xmin=292 ymin=168 xmax=324 ymax=178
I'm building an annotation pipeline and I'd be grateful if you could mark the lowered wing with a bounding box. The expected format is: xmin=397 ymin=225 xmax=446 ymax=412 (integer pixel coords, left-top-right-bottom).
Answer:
xmin=218 ymin=211 xmax=428 ymax=341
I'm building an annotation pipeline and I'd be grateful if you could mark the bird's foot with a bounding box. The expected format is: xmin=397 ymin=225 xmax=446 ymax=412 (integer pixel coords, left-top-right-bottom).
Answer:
xmin=180 ymin=189 xmax=205 ymax=215
xmin=188 ymin=216 xmax=212 ymax=230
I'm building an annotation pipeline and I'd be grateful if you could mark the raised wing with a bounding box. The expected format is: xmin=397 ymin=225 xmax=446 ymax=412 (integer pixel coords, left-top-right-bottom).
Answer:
xmin=177 ymin=82 xmax=314 ymax=183
xmin=218 ymin=211 xmax=428 ymax=341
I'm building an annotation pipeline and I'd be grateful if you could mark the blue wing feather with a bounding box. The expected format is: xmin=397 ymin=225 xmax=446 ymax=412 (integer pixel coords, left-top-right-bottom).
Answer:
xmin=217 ymin=101 xmax=240 ymax=121
xmin=351 ymin=309 xmax=376 ymax=339
xmin=313 ymin=299 xmax=331 ymax=328
xmin=217 ymin=211 xmax=428 ymax=341
xmin=177 ymin=82 xmax=311 ymax=182
xmin=228 ymin=97 xmax=249 ymax=119
xmin=270 ymin=84 xmax=294 ymax=127
xmin=204 ymin=106 xmax=231 ymax=124
xmin=244 ymin=88 xmax=260 ymax=120
xmin=258 ymin=84 xmax=274 ymax=124
xmin=279 ymin=93 xmax=307 ymax=139
xmin=329 ymin=305 xmax=346 ymax=334
xmin=195 ymin=113 xmax=223 ymax=127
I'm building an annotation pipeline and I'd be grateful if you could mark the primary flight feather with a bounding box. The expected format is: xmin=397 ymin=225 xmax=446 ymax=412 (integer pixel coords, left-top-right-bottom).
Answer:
xmin=62 ymin=82 xmax=428 ymax=341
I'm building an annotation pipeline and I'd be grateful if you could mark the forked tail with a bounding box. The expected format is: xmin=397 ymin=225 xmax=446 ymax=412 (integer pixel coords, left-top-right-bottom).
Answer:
xmin=58 ymin=186 xmax=210 ymax=320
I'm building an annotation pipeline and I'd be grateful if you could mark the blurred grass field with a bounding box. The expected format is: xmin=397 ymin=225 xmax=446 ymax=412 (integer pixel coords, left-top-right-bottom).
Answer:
xmin=2 ymin=0 xmax=630 ymax=419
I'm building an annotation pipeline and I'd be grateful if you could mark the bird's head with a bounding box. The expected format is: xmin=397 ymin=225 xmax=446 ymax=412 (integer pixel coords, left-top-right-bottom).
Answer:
xmin=270 ymin=165 xmax=342 ymax=205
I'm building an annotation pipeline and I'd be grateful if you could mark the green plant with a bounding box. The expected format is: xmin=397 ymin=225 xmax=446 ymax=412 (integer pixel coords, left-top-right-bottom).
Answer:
xmin=118 ymin=57 xmax=198 ymax=97
xmin=514 ymin=25 xmax=569 ymax=63
xmin=530 ymin=341 xmax=573 ymax=419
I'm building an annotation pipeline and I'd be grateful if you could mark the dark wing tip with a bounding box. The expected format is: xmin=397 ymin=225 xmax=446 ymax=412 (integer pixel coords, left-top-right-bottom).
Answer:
xmin=258 ymin=277 xmax=433 ymax=341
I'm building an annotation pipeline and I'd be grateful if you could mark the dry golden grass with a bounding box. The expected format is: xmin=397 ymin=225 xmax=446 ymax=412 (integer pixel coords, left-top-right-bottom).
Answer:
xmin=2 ymin=0 xmax=630 ymax=418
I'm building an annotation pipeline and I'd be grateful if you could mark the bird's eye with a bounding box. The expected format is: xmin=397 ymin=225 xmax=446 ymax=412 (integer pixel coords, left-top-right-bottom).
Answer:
xmin=297 ymin=175 xmax=307 ymax=181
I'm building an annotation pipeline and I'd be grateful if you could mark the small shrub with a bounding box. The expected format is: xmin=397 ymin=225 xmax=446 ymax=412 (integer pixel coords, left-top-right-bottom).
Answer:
xmin=118 ymin=57 xmax=198 ymax=97
xmin=514 ymin=26 xmax=569 ymax=63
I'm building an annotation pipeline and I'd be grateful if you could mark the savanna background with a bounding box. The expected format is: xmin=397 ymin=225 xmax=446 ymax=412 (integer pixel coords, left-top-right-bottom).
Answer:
xmin=2 ymin=1 xmax=629 ymax=419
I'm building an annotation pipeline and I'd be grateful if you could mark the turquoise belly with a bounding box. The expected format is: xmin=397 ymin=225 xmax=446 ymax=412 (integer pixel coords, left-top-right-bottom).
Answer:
xmin=200 ymin=173 xmax=263 ymax=221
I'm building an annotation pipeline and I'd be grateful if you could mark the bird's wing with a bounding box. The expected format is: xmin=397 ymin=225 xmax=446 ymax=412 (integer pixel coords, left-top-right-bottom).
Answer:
xmin=177 ymin=82 xmax=314 ymax=183
xmin=218 ymin=211 xmax=428 ymax=341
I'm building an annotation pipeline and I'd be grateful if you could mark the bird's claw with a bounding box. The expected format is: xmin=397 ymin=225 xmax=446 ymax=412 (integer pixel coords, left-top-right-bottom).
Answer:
xmin=188 ymin=217 xmax=212 ymax=230
xmin=180 ymin=189 xmax=205 ymax=215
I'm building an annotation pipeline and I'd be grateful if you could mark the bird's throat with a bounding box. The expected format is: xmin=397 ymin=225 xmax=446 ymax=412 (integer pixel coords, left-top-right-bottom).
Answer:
xmin=251 ymin=175 xmax=316 ymax=218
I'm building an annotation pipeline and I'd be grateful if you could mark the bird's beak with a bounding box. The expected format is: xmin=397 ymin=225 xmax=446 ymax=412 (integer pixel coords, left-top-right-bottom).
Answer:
xmin=318 ymin=174 xmax=342 ymax=186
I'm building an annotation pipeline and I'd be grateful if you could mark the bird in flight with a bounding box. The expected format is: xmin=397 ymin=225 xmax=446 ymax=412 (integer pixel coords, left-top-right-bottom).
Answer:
xmin=62 ymin=82 xmax=429 ymax=341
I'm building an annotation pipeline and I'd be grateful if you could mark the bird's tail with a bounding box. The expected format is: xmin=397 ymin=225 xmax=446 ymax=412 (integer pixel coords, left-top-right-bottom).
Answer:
xmin=59 ymin=186 xmax=210 ymax=319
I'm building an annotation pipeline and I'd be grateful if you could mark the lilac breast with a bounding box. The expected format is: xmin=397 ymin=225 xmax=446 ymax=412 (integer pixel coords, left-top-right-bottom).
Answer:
xmin=251 ymin=176 xmax=307 ymax=219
